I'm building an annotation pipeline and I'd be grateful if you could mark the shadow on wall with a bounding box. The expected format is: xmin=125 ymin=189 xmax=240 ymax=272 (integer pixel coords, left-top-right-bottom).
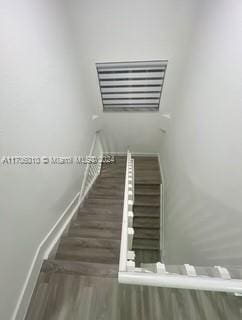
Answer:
xmin=164 ymin=172 xmax=242 ymax=267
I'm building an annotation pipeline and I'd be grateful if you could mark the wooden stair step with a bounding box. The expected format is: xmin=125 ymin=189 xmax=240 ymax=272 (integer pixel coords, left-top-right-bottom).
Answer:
xmin=59 ymin=236 xmax=120 ymax=250
xmin=100 ymin=174 xmax=125 ymax=179
xmin=78 ymin=211 xmax=122 ymax=222
xmin=134 ymin=195 xmax=160 ymax=206
xmin=135 ymin=184 xmax=160 ymax=195
xmin=96 ymin=176 xmax=125 ymax=183
xmin=98 ymin=173 xmax=125 ymax=178
xmin=92 ymin=184 xmax=124 ymax=192
xmin=42 ymin=259 xmax=118 ymax=277
xmin=135 ymin=178 xmax=161 ymax=185
xmin=88 ymin=192 xmax=124 ymax=200
xmin=83 ymin=199 xmax=123 ymax=210
xmin=68 ymin=226 xmax=121 ymax=240
xmin=133 ymin=217 xmax=160 ymax=229
xmin=133 ymin=205 xmax=160 ymax=217
xmin=79 ymin=206 xmax=122 ymax=216
xmin=100 ymin=168 xmax=125 ymax=173
xmin=133 ymin=156 xmax=159 ymax=162
xmin=100 ymin=167 xmax=125 ymax=173
xmin=134 ymin=228 xmax=159 ymax=240
xmin=71 ymin=219 xmax=121 ymax=230
xmin=135 ymin=249 xmax=160 ymax=266
xmin=133 ymin=238 xmax=160 ymax=250
xmin=84 ymin=198 xmax=123 ymax=206
xmin=56 ymin=247 xmax=119 ymax=264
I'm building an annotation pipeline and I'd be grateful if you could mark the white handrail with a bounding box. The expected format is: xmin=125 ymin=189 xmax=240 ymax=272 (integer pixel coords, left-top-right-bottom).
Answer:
xmin=119 ymin=271 xmax=242 ymax=294
xmin=119 ymin=150 xmax=134 ymax=272
xmin=79 ymin=131 xmax=102 ymax=201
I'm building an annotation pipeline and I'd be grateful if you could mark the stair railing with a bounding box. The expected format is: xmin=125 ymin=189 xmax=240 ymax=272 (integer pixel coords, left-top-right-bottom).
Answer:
xmin=119 ymin=150 xmax=136 ymax=273
xmin=118 ymin=151 xmax=242 ymax=296
xmin=79 ymin=130 xmax=103 ymax=201
xmin=120 ymin=261 xmax=242 ymax=295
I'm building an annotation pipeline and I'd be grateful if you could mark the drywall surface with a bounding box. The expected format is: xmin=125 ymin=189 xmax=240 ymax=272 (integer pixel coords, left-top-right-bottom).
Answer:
xmin=0 ymin=1 xmax=94 ymax=319
xmin=160 ymin=0 xmax=242 ymax=266
xmin=67 ymin=0 xmax=198 ymax=153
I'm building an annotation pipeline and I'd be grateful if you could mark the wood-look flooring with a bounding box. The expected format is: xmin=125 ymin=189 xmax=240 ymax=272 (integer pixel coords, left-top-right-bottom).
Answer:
xmin=25 ymin=155 xmax=242 ymax=320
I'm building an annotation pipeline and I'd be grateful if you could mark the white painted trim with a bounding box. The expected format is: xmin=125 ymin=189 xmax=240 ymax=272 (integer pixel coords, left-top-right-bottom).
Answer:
xmin=118 ymin=271 xmax=242 ymax=294
xmin=157 ymin=153 xmax=165 ymax=260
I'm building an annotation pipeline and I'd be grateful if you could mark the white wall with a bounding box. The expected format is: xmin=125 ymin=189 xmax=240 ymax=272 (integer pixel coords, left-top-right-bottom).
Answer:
xmin=0 ymin=1 xmax=95 ymax=319
xmin=67 ymin=0 xmax=198 ymax=153
xmin=160 ymin=0 xmax=242 ymax=266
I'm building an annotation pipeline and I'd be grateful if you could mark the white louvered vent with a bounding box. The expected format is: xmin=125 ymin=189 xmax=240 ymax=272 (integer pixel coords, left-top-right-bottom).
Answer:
xmin=96 ymin=60 xmax=168 ymax=112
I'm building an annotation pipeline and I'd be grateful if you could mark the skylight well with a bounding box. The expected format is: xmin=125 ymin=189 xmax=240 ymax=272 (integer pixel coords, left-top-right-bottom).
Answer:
xmin=96 ymin=60 xmax=168 ymax=112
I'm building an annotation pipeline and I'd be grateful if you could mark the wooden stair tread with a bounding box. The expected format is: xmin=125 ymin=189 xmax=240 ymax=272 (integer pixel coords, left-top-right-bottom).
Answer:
xmin=134 ymin=228 xmax=160 ymax=240
xmin=56 ymin=246 xmax=119 ymax=264
xmin=133 ymin=217 xmax=160 ymax=229
xmin=135 ymin=184 xmax=160 ymax=195
xmin=60 ymin=236 xmax=120 ymax=249
xmin=135 ymin=249 xmax=160 ymax=267
xmin=68 ymin=226 xmax=121 ymax=239
xmin=71 ymin=219 xmax=121 ymax=230
xmin=133 ymin=205 xmax=160 ymax=217
xmin=134 ymin=194 xmax=160 ymax=207
xmin=79 ymin=206 xmax=123 ymax=216
xmin=133 ymin=238 xmax=160 ymax=250
xmin=77 ymin=212 xmax=122 ymax=222
xmin=78 ymin=213 xmax=122 ymax=221
xmin=42 ymin=260 xmax=118 ymax=277
xmin=84 ymin=198 xmax=123 ymax=206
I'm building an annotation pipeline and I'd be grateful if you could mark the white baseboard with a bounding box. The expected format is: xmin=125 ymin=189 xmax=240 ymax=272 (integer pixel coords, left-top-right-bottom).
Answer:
xmin=12 ymin=173 xmax=98 ymax=320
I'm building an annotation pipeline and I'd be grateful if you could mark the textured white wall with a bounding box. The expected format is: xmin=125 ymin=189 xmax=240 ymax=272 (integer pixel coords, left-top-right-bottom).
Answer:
xmin=67 ymin=0 xmax=198 ymax=153
xmin=0 ymin=1 xmax=95 ymax=319
xmin=160 ymin=0 xmax=242 ymax=266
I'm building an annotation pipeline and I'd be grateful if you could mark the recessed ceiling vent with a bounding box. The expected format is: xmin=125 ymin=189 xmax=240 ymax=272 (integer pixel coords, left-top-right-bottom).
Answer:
xmin=96 ymin=60 xmax=168 ymax=112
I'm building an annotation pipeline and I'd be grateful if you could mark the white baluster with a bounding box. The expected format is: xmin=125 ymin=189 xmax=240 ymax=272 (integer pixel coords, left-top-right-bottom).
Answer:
xmin=128 ymin=211 xmax=134 ymax=227
xmin=128 ymin=190 xmax=133 ymax=200
xmin=156 ymin=262 xmax=167 ymax=274
xmin=128 ymin=227 xmax=134 ymax=250
xmin=214 ymin=266 xmax=231 ymax=280
xmin=128 ymin=200 xmax=133 ymax=211
xmin=128 ymin=250 xmax=135 ymax=261
xmin=184 ymin=264 xmax=197 ymax=277
xmin=127 ymin=260 xmax=135 ymax=272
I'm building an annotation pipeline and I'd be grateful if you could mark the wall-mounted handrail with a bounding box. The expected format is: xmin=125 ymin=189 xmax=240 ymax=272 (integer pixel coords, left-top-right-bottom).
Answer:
xmin=79 ymin=131 xmax=103 ymax=201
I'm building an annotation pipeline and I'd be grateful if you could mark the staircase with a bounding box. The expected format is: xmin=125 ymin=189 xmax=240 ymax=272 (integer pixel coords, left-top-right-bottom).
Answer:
xmin=25 ymin=154 xmax=242 ymax=320
xmin=44 ymin=156 xmax=126 ymax=275
xmin=132 ymin=156 xmax=161 ymax=266
xmin=25 ymin=156 xmax=126 ymax=319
